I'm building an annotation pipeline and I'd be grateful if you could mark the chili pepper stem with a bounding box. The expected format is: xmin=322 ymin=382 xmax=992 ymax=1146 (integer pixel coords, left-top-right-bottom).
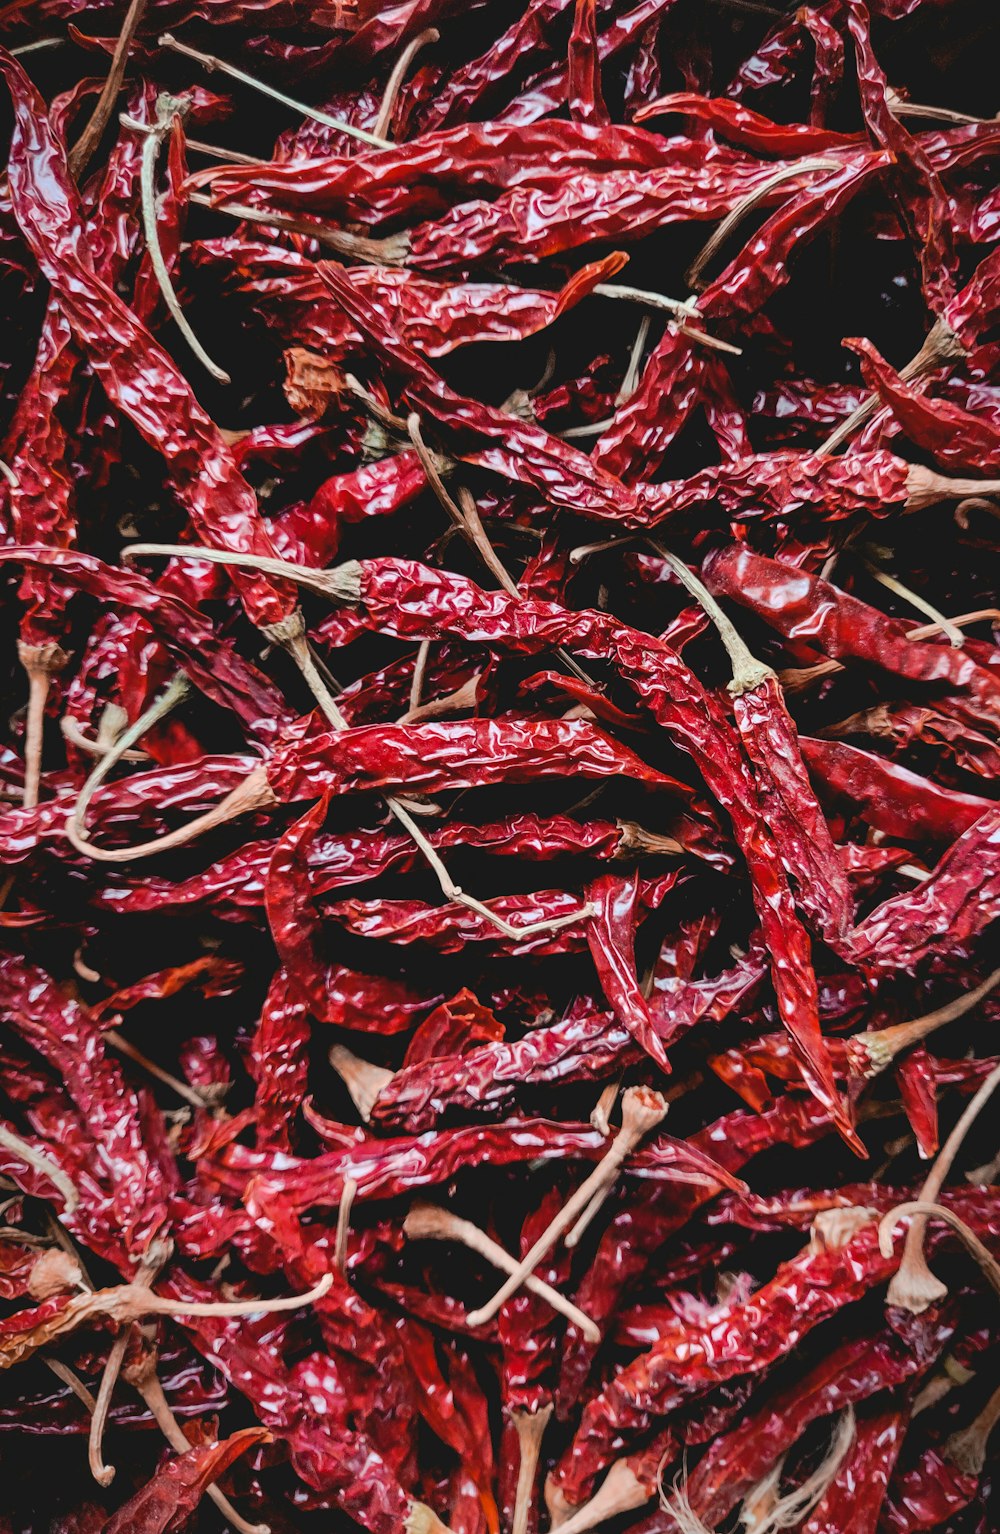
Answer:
xmin=866 ymin=564 xmax=966 ymax=647
xmin=647 ymin=543 xmax=772 ymax=694
xmin=848 ymin=967 xmax=1000 ymax=1076
xmin=88 ymin=1241 xmax=167 ymax=1488
xmin=880 ymin=1200 xmax=1000 ymax=1303
xmin=67 ymin=764 xmax=274 ymax=863
xmin=405 ymin=1501 xmax=454 ymax=1534
xmin=0 ymin=1122 xmax=79 ymax=1213
xmin=158 ymin=33 xmax=389 ymax=148
xmin=334 ymin=1178 xmax=357 ymax=1274
xmin=373 ymin=27 xmax=439 ymax=140
xmin=403 ymin=1203 xmax=600 ymax=1340
xmin=819 ymin=317 xmax=965 ymax=453
xmin=546 ymin=1458 xmax=649 ymax=1534
xmin=511 ymin=1404 xmax=554 ymax=1534
xmin=466 ymin=1088 xmax=668 ymax=1327
xmin=68 ymin=0 xmax=148 ymax=180
xmin=188 ymin=192 xmax=409 ymax=264
xmin=69 ymin=671 xmax=191 ymax=840
xmin=329 ymin=1043 xmax=394 ymax=1122
xmin=906 ymin=465 xmax=1000 ymax=511
xmin=18 ymin=640 xmax=68 ymax=810
xmin=943 ymin=1380 xmax=1000 ymax=1475
xmin=272 ymin=610 xmax=597 ymax=944
xmin=686 ymin=157 xmax=841 ymax=289
xmin=45 ymin=1357 xmax=97 ymax=1412
xmin=124 ymin=97 xmax=232 ymax=384
xmin=881 ymin=1060 xmax=1000 ymax=1311
xmin=129 ymin=1355 xmax=270 ymax=1534
xmin=105 ymin=1027 xmax=225 ymax=1110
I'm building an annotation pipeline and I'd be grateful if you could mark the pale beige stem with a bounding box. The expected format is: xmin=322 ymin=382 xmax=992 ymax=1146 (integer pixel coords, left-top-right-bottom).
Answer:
xmin=819 ymin=317 xmax=964 ymax=454
xmin=133 ymin=1361 xmax=270 ymax=1534
xmin=944 ymin=1380 xmax=1000 ymax=1475
xmin=66 ymin=765 xmax=274 ymax=863
xmin=882 ymin=1060 xmax=1000 ymax=1311
xmin=466 ymin=1089 xmax=668 ymax=1327
xmin=158 ymin=33 xmax=389 ymax=147
xmin=187 ymin=191 xmax=407 ymax=264
xmin=88 ymin=1328 xmax=130 ymax=1485
xmin=906 ymin=466 xmax=1000 ymax=513
xmin=687 ymin=158 xmax=840 ymax=289
xmin=850 ymin=968 xmax=1000 ymax=1077
xmin=125 ymin=97 xmax=231 ymax=383
xmin=866 ymin=566 xmax=965 ymax=648
xmin=106 ymin=1028 xmax=222 ymax=1110
xmin=404 ymin=1204 xmax=600 ymax=1340
xmin=69 ymin=672 xmax=191 ymax=839
xmin=45 ymin=1357 xmax=97 ymax=1412
xmin=880 ymin=1200 xmax=1000 ymax=1305
xmin=647 ymin=542 xmax=772 ymax=695
xmin=329 ymin=1044 xmax=394 ymax=1123
xmin=408 ymin=638 xmax=431 ymax=715
xmin=19 ymin=641 xmax=68 ymax=810
xmin=780 ymin=609 xmax=1000 ymax=693
xmin=511 ymin=1404 xmax=554 ymax=1534
xmin=548 ymin=1459 xmax=650 ymax=1534
xmin=335 ymin=1179 xmax=357 ymax=1274
xmin=0 ymin=1123 xmax=79 ymax=1213
xmin=373 ymin=27 xmax=439 ymax=139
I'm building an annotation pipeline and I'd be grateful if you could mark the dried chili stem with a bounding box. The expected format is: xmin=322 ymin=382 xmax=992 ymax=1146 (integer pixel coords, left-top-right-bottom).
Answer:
xmin=18 ymin=640 xmax=68 ymax=810
xmin=187 ymin=192 xmax=407 ymax=264
xmin=591 ymin=285 xmax=741 ymax=354
xmin=335 ymin=1178 xmax=357 ymax=1274
xmin=271 ymin=610 xmax=596 ymax=943
xmin=647 ymin=542 xmax=772 ymax=694
xmin=184 ymin=138 xmax=262 ymax=166
xmin=373 ymin=27 xmax=439 ymax=139
xmin=124 ymin=97 xmax=232 ymax=384
xmin=686 ymin=157 xmax=841 ymax=289
xmin=881 ymin=1060 xmax=1000 ymax=1311
xmin=880 ymin=1200 xmax=1000 ymax=1304
xmin=780 ymin=608 xmax=1000 ymax=692
xmin=617 ymin=314 xmax=652 ymax=405
xmin=403 ymin=1204 xmax=600 ymax=1340
xmin=819 ymin=317 xmax=965 ymax=454
xmin=61 ymin=713 xmax=148 ymax=761
xmin=45 ymin=1357 xmax=97 ymax=1412
xmin=944 ymin=1379 xmax=1000 ymax=1475
xmin=329 ymin=1044 xmax=394 ymax=1122
xmin=867 ymin=565 xmax=966 ymax=647
xmin=511 ymin=1404 xmax=554 ymax=1534
xmin=158 ymin=33 xmax=389 ymax=147
xmin=466 ymin=1088 xmax=668 ymax=1327
xmin=69 ymin=0 xmax=149 ymax=180
xmin=132 ymin=1357 xmax=270 ymax=1534
xmin=0 ymin=1122 xmax=79 ymax=1213
xmin=105 ymin=1028 xmax=222 ymax=1110
xmin=66 ymin=765 xmax=274 ymax=863
xmin=67 ymin=672 xmax=191 ymax=845
xmin=849 ymin=967 xmax=1000 ymax=1076
xmin=408 ymin=638 xmax=431 ymax=715
xmin=87 ymin=1329 xmax=130 ymax=1485
xmin=552 ymin=1459 xmax=651 ymax=1534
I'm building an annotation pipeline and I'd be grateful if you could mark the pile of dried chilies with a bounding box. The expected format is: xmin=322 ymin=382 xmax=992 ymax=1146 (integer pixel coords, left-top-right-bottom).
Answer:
xmin=0 ymin=0 xmax=999 ymax=1529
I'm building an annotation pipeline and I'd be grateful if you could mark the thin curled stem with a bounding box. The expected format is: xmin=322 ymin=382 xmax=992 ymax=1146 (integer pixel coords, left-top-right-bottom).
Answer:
xmin=335 ymin=1179 xmax=357 ymax=1274
xmin=67 ymin=672 xmax=191 ymax=842
xmin=466 ymin=1089 xmax=668 ymax=1327
xmin=879 ymin=1200 xmax=1000 ymax=1302
xmin=850 ymin=967 xmax=1000 ymax=1076
xmin=647 ymin=541 xmax=772 ymax=694
xmin=69 ymin=0 xmax=149 ymax=180
xmin=882 ymin=1061 xmax=1000 ymax=1311
xmin=404 ymin=1203 xmax=600 ymax=1340
xmin=159 ymin=33 xmax=389 ymax=147
xmin=0 ymin=1123 xmax=79 ymax=1213
xmin=686 ymin=157 xmax=841 ymax=289
xmin=124 ymin=98 xmax=231 ymax=383
xmin=374 ymin=27 xmax=439 ymax=139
